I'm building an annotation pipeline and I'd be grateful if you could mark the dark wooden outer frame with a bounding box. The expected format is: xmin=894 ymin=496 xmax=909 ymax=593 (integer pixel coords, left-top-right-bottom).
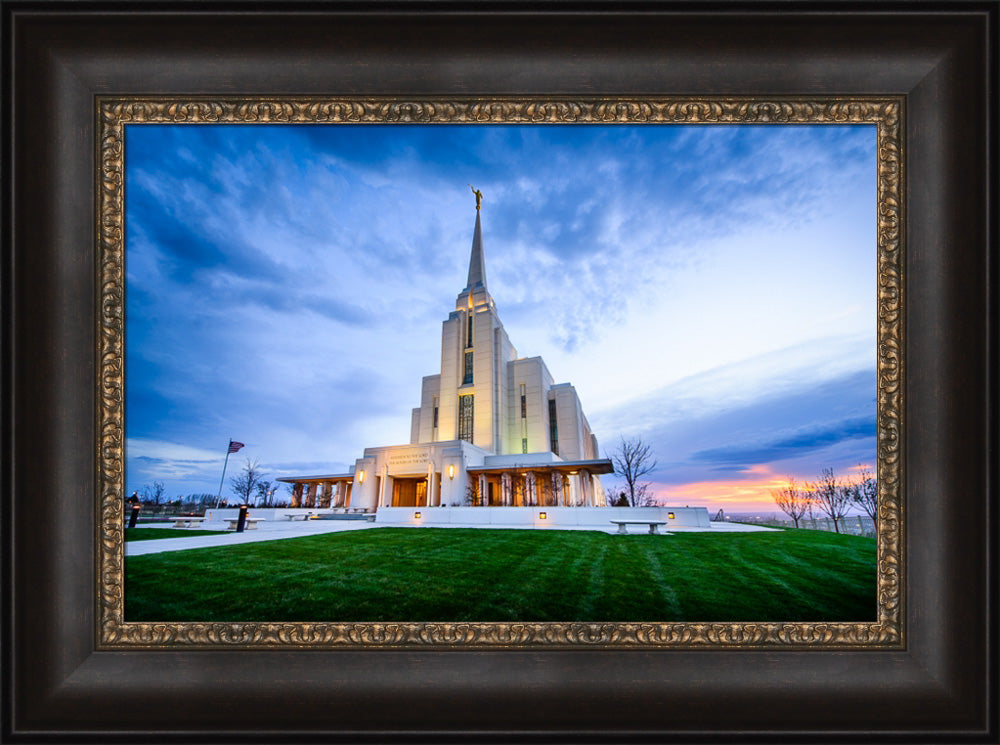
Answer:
xmin=4 ymin=3 xmax=995 ymax=742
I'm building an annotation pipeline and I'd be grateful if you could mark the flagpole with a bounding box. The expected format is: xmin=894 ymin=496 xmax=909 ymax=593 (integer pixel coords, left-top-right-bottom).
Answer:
xmin=215 ymin=440 xmax=233 ymax=509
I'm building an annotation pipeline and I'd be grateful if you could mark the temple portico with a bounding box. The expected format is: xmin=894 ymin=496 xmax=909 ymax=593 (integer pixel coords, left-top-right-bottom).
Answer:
xmin=285 ymin=476 xmax=354 ymax=509
xmin=465 ymin=462 xmax=610 ymax=507
xmin=280 ymin=444 xmax=612 ymax=512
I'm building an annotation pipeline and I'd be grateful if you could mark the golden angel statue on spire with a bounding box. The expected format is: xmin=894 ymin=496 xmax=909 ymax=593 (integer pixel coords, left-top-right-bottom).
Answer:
xmin=469 ymin=184 xmax=483 ymax=210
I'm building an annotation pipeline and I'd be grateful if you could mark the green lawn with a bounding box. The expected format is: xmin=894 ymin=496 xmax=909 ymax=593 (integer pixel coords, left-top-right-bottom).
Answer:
xmin=125 ymin=527 xmax=228 ymax=541
xmin=124 ymin=528 xmax=876 ymax=623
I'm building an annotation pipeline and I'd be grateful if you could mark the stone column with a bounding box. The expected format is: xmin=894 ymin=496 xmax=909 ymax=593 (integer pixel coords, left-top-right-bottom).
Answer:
xmin=551 ymin=472 xmax=562 ymax=507
xmin=501 ymin=472 xmax=512 ymax=506
xmin=426 ymin=463 xmax=436 ymax=507
xmin=378 ymin=465 xmax=388 ymax=507
xmin=478 ymin=473 xmax=488 ymax=506
xmin=321 ymin=482 xmax=333 ymax=508
xmin=526 ymin=472 xmax=537 ymax=506
xmin=305 ymin=483 xmax=317 ymax=508
xmin=291 ymin=482 xmax=303 ymax=508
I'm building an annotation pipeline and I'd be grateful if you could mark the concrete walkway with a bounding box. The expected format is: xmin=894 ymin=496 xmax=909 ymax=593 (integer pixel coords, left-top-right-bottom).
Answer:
xmin=125 ymin=519 xmax=777 ymax=557
xmin=125 ymin=520 xmax=378 ymax=556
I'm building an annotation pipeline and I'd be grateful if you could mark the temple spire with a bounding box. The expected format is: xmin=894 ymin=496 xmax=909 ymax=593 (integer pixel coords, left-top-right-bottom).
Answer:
xmin=464 ymin=204 xmax=487 ymax=292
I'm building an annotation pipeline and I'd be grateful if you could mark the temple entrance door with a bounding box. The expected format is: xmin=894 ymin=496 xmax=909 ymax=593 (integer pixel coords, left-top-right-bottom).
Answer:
xmin=391 ymin=478 xmax=427 ymax=507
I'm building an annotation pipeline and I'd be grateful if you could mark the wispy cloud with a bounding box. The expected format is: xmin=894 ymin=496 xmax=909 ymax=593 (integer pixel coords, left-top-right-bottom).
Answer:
xmin=689 ymin=416 xmax=876 ymax=468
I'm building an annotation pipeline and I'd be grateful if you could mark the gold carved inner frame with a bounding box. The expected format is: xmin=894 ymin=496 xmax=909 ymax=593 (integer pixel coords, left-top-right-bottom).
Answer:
xmin=98 ymin=97 xmax=903 ymax=648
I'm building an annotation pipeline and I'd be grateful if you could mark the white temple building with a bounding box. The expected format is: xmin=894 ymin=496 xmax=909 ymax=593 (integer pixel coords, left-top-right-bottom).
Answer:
xmin=276 ymin=198 xmax=711 ymax=530
xmin=279 ymin=199 xmax=612 ymax=510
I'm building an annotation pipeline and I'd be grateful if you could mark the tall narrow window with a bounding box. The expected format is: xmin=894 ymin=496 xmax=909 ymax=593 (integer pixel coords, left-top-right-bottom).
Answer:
xmin=519 ymin=383 xmax=528 ymax=454
xmin=462 ymin=350 xmax=473 ymax=385
xmin=466 ymin=313 xmax=473 ymax=348
xmin=432 ymin=397 xmax=439 ymax=429
xmin=548 ymin=398 xmax=559 ymax=455
xmin=458 ymin=394 xmax=474 ymax=443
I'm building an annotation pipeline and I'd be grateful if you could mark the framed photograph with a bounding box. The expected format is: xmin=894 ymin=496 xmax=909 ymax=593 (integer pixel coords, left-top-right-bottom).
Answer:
xmin=5 ymin=2 xmax=994 ymax=742
xmin=109 ymin=105 xmax=894 ymax=639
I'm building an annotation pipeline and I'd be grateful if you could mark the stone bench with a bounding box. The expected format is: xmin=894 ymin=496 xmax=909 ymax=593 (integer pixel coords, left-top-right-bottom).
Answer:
xmin=171 ymin=517 xmax=206 ymax=528
xmin=610 ymin=519 xmax=669 ymax=535
xmin=283 ymin=513 xmax=313 ymax=521
xmin=225 ymin=517 xmax=265 ymax=530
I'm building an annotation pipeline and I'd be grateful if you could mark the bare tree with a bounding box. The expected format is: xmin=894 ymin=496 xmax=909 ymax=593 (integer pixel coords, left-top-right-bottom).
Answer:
xmin=770 ymin=476 xmax=812 ymax=529
xmin=609 ymin=436 xmax=658 ymax=507
xmin=230 ymin=458 xmax=264 ymax=506
xmin=806 ymin=468 xmax=852 ymax=533
xmin=464 ymin=481 xmax=478 ymax=507
xmin=608 ymin=489 xmax=629 ymax=507
xmin=182 ymin=493 xmax=215 ymax=512
xmin=536 ymin=475 xmax=554 ymax=507
xmin=255 ymin=479 xmax=274 ymax=507
xmin=847 ymin=465 xmax=878 ymax=537
xmin=142 ymin=480 xmax=166 ymax=506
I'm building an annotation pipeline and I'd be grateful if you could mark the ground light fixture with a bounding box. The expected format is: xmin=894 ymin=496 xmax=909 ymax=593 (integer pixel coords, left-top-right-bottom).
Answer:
xmin=414 ymin=512 xmax=422 ymax=520
xmin=539 ymin=512 xmax=547 ymax=520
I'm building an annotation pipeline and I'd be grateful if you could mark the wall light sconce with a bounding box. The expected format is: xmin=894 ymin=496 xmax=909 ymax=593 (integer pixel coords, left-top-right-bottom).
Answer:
xmin=414 ymin=511 xmax=422 ymax=519
xmin=358 ymin=470 xmax=366 ymax=484
xmin=539 ymin=512 xmax=547 ymax=520
xmin=448 ymin=464 xmax=455 ymax=480
xmin=668 ymin=512 xmax=675 ymax=519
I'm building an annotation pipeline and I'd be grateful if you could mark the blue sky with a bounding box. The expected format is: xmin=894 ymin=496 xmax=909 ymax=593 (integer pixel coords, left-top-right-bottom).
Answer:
xmin=124 ymin=123 xmax=877 ymax=510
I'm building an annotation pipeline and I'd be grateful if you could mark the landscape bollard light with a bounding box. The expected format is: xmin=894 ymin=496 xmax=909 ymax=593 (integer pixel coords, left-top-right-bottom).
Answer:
xmin=236 ymin=504 xmax=249 ymax=532
xmin=128 ymin=503 xmax=141 ymax=529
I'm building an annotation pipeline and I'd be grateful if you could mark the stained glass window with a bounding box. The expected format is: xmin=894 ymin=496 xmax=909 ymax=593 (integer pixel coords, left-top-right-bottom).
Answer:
xmin=458 ymin=394 xmax=474 ymax=443
xmin=463 ymin=350 xmax=473 ymax=385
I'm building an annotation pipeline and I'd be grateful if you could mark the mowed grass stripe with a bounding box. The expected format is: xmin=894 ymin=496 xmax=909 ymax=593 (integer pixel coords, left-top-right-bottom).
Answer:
xmin=124 ymin=527 xmax=877 ymax=623
xmin=632 ymin=543 xmax=683 ymax=618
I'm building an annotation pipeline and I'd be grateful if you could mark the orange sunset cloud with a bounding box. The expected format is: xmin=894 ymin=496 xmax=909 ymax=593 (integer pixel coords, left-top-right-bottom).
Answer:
xmin=652 ymin=462 xmax=875 ymax=513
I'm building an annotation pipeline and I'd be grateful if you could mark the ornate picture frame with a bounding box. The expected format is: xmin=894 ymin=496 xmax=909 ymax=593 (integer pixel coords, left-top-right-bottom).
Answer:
xmin=6 ymin=4 xmax=993 ymax=741
xmin=99 ymin=96 xmax=902 ymax=649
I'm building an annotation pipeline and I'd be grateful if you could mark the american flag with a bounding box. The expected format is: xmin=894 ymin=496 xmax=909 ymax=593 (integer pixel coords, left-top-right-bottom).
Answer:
xmin=228 ymin=440 xmax=245 ymax=454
